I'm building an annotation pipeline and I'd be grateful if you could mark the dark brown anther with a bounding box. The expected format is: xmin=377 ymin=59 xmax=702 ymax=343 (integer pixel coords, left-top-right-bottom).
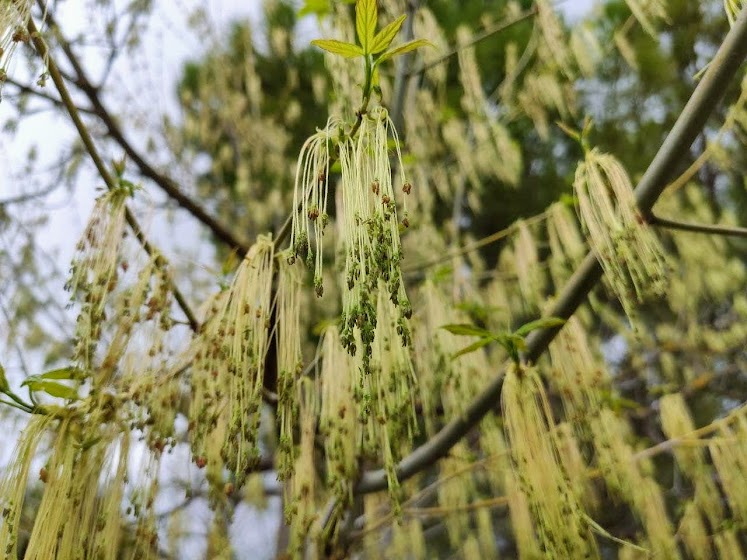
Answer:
xmin=12 ymin=29 xmax=29 ymax=43
xmin=371 ymin=180 xmax=380 ymax=195
xmin=402 ymin=182 xmax=412 ymax=195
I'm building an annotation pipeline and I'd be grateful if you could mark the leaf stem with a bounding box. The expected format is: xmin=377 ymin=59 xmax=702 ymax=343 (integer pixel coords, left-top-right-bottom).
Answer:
xmin=0 ymin=398 xmax=34 ymax=414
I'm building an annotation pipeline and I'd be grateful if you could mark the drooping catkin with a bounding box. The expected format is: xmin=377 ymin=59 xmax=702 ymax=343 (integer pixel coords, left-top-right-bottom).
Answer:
xmin=501 ymin=363 xmax=597 ymax=559
xmin=573 ymin=149 xmax=668 ymax=324
xmin=0 ymin=0 xmax=33 ymax=87
xmin=24 ymin=418 xmax=119 ymax=560
xmin=513 ymin=220 xmax=546 ymax=310
xmin=189 ymin=236 xmax=274 ymax=489
xmin=536 ymin=0 xmax=574 ymax=76
xmin=0 ymin=415 xmax=50 ymax=558
xmin=286 ymin=378 xmax=319 ymax=557
xmin=319 ymin=326 xmax=358 ymax=501
xmin=556 ymin=422 xmax=598 ymax=511
xmin=505 ymin=469 xmax=541 ymax=559
xmin=389 ymin=516 xmax=427 ymax=560
xmin=548 ymin=315 xmax=607 ymax=424
xmin=570 ymin=22 xmax=602 ymax=77
xmin=677 ymin=501 xmax=712 ymax=560
xmin=659 ymin=393 xmax=723 ymax=528
xmin=714 ymin=528 xmax=744 ymax=559
xmin=547 ymin=201 xmax=587 ymax=285
xmin=276 ymin=255 xmax=304 ymax=481
xmin=338 ymin=107 xmax=413 ymax=370
xmin=455 ymin=25 xmax=522 ymax=187
xmin=92 ymin=435 xmax=130 ymax=560
xmin=437 ymin=444 xmax=478 ymax=548
xmin=289 ymin=117 xmax=341 ymax=293
xmin=590 ymin=408 xmax=679 ymax=557
xmin=709 ymin=414 xmax=747 ymax=527
xmin=66 ymin=188 xmax=129 ymax=368
xmin=725 ymin=0 xmax=744 ymax=26
xmin=362 ymin=281 xmax=418 ymax=506
xmin=625 ymin=0 xmax=669 ymax=37
xmin=475 ymin=506 xmax=498 ymax=558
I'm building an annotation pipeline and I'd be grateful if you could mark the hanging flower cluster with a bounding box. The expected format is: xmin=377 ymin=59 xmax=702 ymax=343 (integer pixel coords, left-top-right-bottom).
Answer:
xmin=66 ymin=188 xmax=129 ymax=369
xmin=289 ymin=117 xmax=342 ymax=295
xmin=573 ymin=149 xmax=668 ymax=323
xmin=501 ymin=363 xmax=596 ymax=558
xmin=337 ymin=106 xmax=413 ymax=369
xmin=0 ymin=0 xmax=33 ymax=90
xmin=189 ymin=235 xmax=274 ymax=492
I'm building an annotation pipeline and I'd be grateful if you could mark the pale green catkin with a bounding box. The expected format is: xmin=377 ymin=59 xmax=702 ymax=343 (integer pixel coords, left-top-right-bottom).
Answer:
xmin=502 ymin=364 xmax=597 ymax=559
xmin=0 ymin=415 xmax=50 ymax=559
xmin=287 ymin=379 xmax=319 ymax=558
xmin=0 ymin=0 xmax=33 ymax=85
xmin=67 ymin=189 xmax=129 ymax=369
xmin=189 ymin=236 xmax=274 ymax=490
xmin=319 ymin=326 xmax=358 ymax=501
xmin=590 ymin=408 xmax=679 ymax=558
xmin=276 ymin=256 xmax=304 ymax=481
xmin=659 ymin=393 xmax=723 ymax=528
xmin=709 ymin=414 xmax=747 ymax=527
xmin=574 ymin=149 xmax=668 ymax=325
xmin=338 ymin=106 xmax=413 ymax=370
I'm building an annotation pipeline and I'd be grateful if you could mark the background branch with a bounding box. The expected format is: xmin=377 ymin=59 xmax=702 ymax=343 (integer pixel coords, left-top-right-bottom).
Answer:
xmin=39 ymin=4 xmax=249 ymax=255
xmin=27 ymin=16 xmax=201 ymax=332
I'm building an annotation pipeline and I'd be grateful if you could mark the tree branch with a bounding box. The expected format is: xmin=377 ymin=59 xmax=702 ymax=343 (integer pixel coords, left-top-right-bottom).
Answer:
xmin=3 ymin=75 xmax=98 ymax=115
xmin=649 ymin=214 xmax=747 ymax=238
xmin=405 ymin=6 xmax=538 ymax=79
xmin=39 ymin=5 xmax=249 ymax=256
xmin=26 ymin=17 xmax=201 ymax=333
xmin=352 ymin=6 xmax=747 ymax=496
xmin=390 ymin=0 xmax=419 ymax=134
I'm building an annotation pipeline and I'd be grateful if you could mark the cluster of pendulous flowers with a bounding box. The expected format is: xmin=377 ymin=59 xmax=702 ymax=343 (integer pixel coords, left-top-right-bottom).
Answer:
xmin=291 ymin=107 xmax=413 ymax=368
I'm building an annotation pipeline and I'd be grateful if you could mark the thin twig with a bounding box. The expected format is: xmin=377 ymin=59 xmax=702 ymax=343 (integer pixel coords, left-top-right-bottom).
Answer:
xmin=405 ymin=6 xmax=539 ymax=78
xmin=649 ymin=214 xmax=747 ymax=238
xmin=3 ymin=75 xmax=98 ymax=115
xmin=39 ymin=4 xmax=248 ymax=256
xmin=403 ymin=209 xmax=550 ymax=273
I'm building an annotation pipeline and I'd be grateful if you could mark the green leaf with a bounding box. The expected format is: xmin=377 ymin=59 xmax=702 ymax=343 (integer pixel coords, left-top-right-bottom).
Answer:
xmin=377 ymin=38 xmax=433 ymax=64
xmin=0 ymin=362 xmax=8 ymax=393
xmin=23 ymin=379 xmax=78 ymax=400
xmin=514 ymin=317 xmax=566 ymax=338
xmin=440 ymin=323 xmax=492 ymax=337
xmin=355 ymin=0 xmax=378 ymax=53
xmin=39 ymin=367 xmax=86 ymax=381
xmin=453 ymin=337 xmax=493 ymax=359
xmin=311 ymin=39 xmax=364 ymax=58
xmin=370 ymin=14 xmax=406 ymax=54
